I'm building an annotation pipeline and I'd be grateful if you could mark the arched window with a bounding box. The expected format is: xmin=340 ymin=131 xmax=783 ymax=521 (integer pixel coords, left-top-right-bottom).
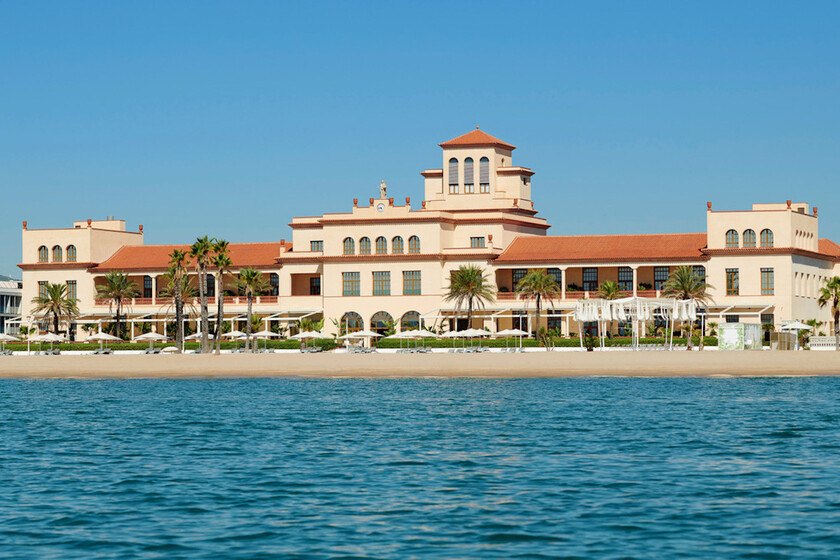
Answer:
xmin=400 ymin=311 xmax=420 ymax=332
xmin=38 ymin=246 xmax=48 ymax=263
xmin=52 ymin=245 xmax=62 ymax=262
xmin=408 ymin=235 xmax=420 ymax=254
xmin=206 ymin=273 xmax=215 ymax=298
xmin=392 ymin=236 xmax=404 ymax=254
xmin=269 ymin=273 xmax=279 ymax=296
xmin=359 ymin=237 xmax=371 ymax=255
xmin=743 ymin=229 xmax=756 ymax=248
xmin=725 ymin=229 xmax=739 ymax=248
xmin=66 ymin=245 xmax=77 ymax=262
xmin=464 ymin=157 xmax=474 ymax=193
xmin=343 ymin=237 xmax=355 ymax=255
xmin=448 ymin=157 xmax=459 ymax=194
xmin=370 ymin=311 xmax=394 ymax=335
xmin=376 ymin=236 xmax=387 ymax=254
xmin=761 ymin=229 xmax=774 ymax=248
xmin=143 ymin=275 xmax=153 ymax=298
xmin=340 ymin=312 xmax=363 ymax=334
xmin=479 ymin=157 xmax=490 ymax=193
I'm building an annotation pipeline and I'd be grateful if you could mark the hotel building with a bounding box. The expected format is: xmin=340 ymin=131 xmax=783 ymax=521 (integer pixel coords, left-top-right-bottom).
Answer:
xmin=18 ymin=129 xmax=840 ymax=339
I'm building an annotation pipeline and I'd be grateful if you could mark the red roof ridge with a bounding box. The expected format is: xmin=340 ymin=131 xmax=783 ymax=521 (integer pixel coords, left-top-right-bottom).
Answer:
xmin=439 ymin=128 xmax=516 ymax=150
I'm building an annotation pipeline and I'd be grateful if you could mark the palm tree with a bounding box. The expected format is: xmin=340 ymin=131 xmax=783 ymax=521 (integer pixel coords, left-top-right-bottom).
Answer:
xmin=818 ymin=276 xmax=840 ymax=350
xmin=95 ymin=271 xmax=139 ymax=339
xmin=211 ymin=239 xmax=232 ymax=354
xmin=168 ymin=249 xmax=189 ymax=352
xmin=189 ymin=236 xmax=214 ymax=353
xmin=444 ymin=265 xmax=495 ymax=330
xmin=515 ymin=269 xmax=561 ymax=335
xmin=234 ymin=267 xmax=269 ymax=352
xmin=31 ymin=283 xmax=79 ymax=335
xmin=661 ymin=265 xmax=714 ymax=350
xmin=596 ymin=280 xmax=623 ymax=337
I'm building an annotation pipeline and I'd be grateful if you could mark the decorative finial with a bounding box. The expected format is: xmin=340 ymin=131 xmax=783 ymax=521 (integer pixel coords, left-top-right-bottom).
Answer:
xmin=22 ymin=220 xmax=27 ymax=230
xmin=787 ymin=200 xmax=792 ymax=209
xmin=814 ymin=206 xmax=818 ymax=217
xmin=476 ymin=125 xmax=479 ymax=129
xmin=139 ymin=225 xmax=143 ymax=233
xmin=87 ymin=219 xmax=92 ymax=227
xmin=707 ymin=201 xmax=712 ymax=211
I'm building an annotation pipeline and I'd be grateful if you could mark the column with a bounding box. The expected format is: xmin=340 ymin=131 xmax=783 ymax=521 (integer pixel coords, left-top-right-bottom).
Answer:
xmin=560 ymin=267 xmax=567 ymax=300
xmin=632 ymin=266 xmax=638 ymax=297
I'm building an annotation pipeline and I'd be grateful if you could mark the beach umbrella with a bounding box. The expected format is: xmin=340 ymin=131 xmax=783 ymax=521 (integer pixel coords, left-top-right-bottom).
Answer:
xmin=336 ymin=329 xmax=381 ymax=349
xmin=442 ymin=329 xmax=464 ymax=349
xmin=161 ymin=346 xmax=178 ymax=353
xmin=781 ymin=321 xmax=814 ymax=351
xmin=185 ymin=332 xmax=215 ymax=340
xmin=253 ymin=329 xmax=279 ymax=350
xmin=134 ymin=332 xmax=169 ymax=351
xmin=291 ymin=330 xmax=323 ymax=339
xmin=88 ymin=331 xmax=121 ymax=352
xmin=0 ymin=333 xmax=19 ymax=352
xmin=494 ymin=328 xmax=529 ymax=349
xmin=221 ymin=330 xmax=248 ymax=351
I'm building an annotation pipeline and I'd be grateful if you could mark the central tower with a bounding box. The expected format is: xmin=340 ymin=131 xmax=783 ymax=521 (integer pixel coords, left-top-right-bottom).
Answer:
xmin=421 ymin=127 xmax=535 ymax=211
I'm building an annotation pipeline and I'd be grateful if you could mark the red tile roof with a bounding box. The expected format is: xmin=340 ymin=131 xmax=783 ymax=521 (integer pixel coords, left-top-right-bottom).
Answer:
xmin=439 ymin=128 xmax=516 ymax=150
xmin=94 ymin=242 xmax=286 ymax=271
xmin=819 ymin=239 xmax=840 ymax=259
xmin=495 ymin=233 xmax=708 ymax=264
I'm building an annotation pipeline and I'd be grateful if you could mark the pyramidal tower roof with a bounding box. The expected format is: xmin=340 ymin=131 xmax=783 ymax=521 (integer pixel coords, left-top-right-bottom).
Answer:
xmin=439 ymin=127 xmax=516 ymax=151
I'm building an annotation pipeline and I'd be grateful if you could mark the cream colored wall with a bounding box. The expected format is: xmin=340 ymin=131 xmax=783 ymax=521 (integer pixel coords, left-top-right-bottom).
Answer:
xmin=706 ymin=204 xmax=818 ymax=250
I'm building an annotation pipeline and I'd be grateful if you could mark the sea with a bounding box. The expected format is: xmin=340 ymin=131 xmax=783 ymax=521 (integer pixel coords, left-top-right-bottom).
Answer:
xmin=1 ymin=377 xmax=839 ymax=559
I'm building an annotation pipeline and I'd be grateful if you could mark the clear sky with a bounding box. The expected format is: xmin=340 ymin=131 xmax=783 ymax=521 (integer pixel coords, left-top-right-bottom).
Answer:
xmin=2 ymin=1 xmax=838 ymax=276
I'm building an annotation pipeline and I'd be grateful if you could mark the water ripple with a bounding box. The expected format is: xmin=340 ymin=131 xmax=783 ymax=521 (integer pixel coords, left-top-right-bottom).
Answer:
xmin=1 ymin=377 xmax=839 ymax=558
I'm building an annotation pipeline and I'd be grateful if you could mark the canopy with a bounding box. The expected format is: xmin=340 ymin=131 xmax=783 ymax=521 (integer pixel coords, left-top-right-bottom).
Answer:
xmin=462 ymin=328 xmax=490 ymax=338
xmin=291 ymin=330 xmax=323 ymax=340
xmin=88 ymin=332 xmax=122 ymax=342
xmin=253 ymin=329 xmax=279 ymax=339
xmin=30 ymin=333 xmax=66 ymax=343
xmin=414 ymin=329 xmax=437 ymax=338
xmin=0 ymin=333 xmax=20 ymax=342
xmin=221 ymin=330 xmax=247 ymax=339
xmin=493 ymin=329 xmax=529 ymax=337
xmin=781 ymin=321 xmax=814 ymax=331
xmin=339 ymin=329 xmax=382 ymax=339
xmin=134 ymin=332 xmax=169 ymax=341
xmin=441 ymin=330 xmax=464 ymax=338
xmin=185 ymin=332 xmax=215 ymax=340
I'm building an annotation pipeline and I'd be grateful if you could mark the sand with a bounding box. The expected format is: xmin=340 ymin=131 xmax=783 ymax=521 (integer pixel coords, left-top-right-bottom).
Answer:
xmin=0 ymin=350 xmax=839 ymax=378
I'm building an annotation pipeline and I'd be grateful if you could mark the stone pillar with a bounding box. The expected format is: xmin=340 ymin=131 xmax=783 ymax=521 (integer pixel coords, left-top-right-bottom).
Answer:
xmin=632 ymin=267 xmax=638 ymax=297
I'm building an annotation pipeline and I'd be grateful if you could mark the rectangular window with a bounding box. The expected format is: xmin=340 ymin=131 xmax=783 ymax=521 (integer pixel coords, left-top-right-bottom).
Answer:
xmin=342 ymin=272 xmax=360 ymax=296
xmin=761 ymin=268 xmax=774 ymax=295
xmin=310 ymin=240 xmax=324 ymax=252
xmin=480 ymin=183 xmax=489 ymax=193
xmin=547 ymin=268 xmax=562 ymax=286
xmin=66 ymin=280 xmax=77 ymax=301
xmin=373 ymin=271 xmax=390 ymax=296
xmin=470 ymin=237 xmax=485 ymax=248
xmin=618 ymin=267 xmax=633 ymax=291
xmin=38 ymin=281 xmax=48 ymax=298
xmin=726 ymin=268 xmax=739 ymax=296
xmin=512 ymin=269 xmax=527 ymax=288
xmin=143 ymin=276 xmax=153 ymax=298
xmin=761 ymin=313 xmax=774 ymax=326
xmin=464 ymin=184 xmax=475 ymax=194
xmin=449 ymin=184 xmax=459 ymax=194
xmin=654 ymin=266 xmax=670 ymax=290
xmin=582 ymin=267 xmax=598 ymax=291
xmin=403 ymin=271 xmax=421 ymax=295
xmin=726 ymin=314 xmax=740 ymax=323
xmin=310 ymin=277 xmax=321 ymax=296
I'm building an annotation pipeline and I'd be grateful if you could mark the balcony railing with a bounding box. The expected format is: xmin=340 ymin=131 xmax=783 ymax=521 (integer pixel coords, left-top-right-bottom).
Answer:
xmin=495 ymin=289 xmax=663 ymax=302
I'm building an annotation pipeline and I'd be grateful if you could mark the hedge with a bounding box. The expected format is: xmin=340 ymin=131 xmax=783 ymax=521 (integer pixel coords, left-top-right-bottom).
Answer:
xmin=374 ymin=336 xmax=718 ymax=348
xmin=2 ymin=338 xmax=339 ymax=352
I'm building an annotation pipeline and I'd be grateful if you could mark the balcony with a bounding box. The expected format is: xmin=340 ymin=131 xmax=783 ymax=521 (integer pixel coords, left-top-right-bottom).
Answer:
xmin=495 ymin=289 xmax=663 ymax=302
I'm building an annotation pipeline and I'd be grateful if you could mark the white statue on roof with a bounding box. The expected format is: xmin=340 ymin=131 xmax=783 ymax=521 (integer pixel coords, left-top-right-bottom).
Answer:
xmin=379 ymin=180 xmax=387 ymax=199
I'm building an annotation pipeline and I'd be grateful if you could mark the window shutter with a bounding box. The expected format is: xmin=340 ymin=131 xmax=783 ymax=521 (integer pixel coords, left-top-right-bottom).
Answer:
xmin=464 ymin=158 xmax=474 ymax=183
xmin=479 ymin=157 xmax=490 ymax=183
xmin=448 ymin=158 xmax=459 ymax=185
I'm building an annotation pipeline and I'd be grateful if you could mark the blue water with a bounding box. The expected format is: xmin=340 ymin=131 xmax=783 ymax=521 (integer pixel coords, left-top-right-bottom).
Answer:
xmin=2 ymin=378 xmax=840 ymax=559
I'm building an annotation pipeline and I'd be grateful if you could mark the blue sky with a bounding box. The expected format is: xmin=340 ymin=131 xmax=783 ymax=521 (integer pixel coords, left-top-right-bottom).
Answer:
xmin=1 ymin=1 xmax=838 ymax=276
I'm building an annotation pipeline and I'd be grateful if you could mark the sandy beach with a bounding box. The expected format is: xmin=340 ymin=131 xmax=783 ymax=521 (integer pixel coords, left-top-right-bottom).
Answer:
xmin=1 ymin=351 xmax=839 ymax=378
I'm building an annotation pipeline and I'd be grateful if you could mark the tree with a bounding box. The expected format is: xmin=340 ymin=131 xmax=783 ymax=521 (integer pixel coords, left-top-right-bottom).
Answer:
xmin=444 ymin=265 xmax=495 ymax=329
xmin=515 ymin=269 xmax=561 ymax=335
xmin=596 ymin=280 xmax=622 ymax=338
xmin=95 ymin=271 xmax=139 ymax=339
xmin=189 ymin=236 xmax=214 ymax=353
xmin=661 ymin=266 xmax=714 ymax=351
xmin=234 ymin=267 xmax=269 ymax=352
xmin=168 ymin=249 xmax=189 ymax=353
xmin=818 ymin=276 xmax=840 ymax=350
xmin=211 ymin=239 xmax=232 ymax=354
xmin=31 ymin=283 xmax=79 ymax=335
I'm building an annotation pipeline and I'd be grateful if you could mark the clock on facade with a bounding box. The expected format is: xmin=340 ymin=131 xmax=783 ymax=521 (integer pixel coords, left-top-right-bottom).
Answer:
xmin=376 ymin=203 xmax=385 ymax=212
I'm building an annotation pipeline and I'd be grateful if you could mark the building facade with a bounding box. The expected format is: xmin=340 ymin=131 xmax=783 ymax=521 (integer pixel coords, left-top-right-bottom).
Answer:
xmin=18 ymin=129 xmax=840 ymax=339
xmin=0 ymin=275 xmax=23 ymax=335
